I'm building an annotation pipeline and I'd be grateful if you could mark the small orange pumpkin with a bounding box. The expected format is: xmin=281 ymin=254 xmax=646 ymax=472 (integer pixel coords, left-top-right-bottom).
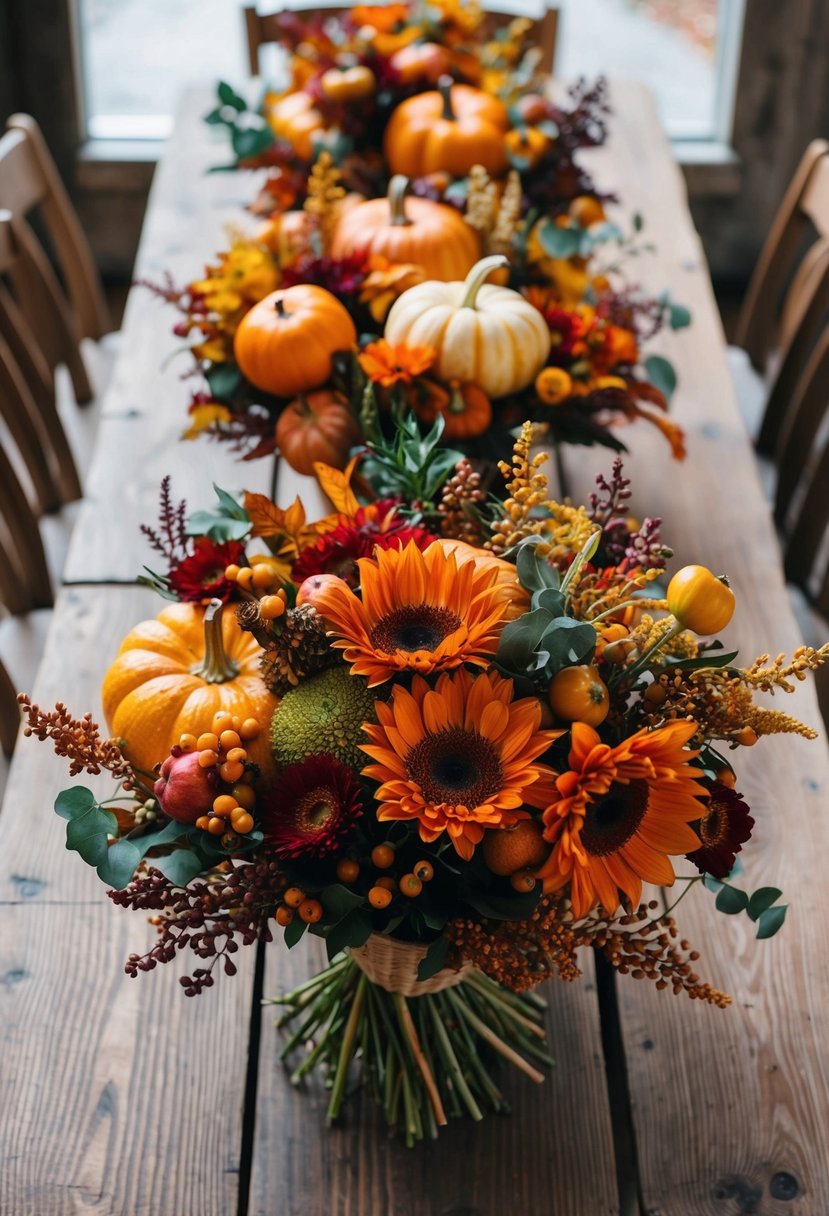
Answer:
xmin=255 ymin=210 xmax=312 ymax=263
xmin=320 ymin=65 xmax=376 ymax=103
xmin=505 ymin=126 xmax=551 ymax=170
xmin=418 ymin=380 xmax=492 ymax=439
xmin=390 ymin=41 xmax=451 ymax=84
xmin=101 ymin=601 xmax=277 ymax=782
xmin=276 ymin=390 xmax=361 ymax=476
xmin=264 ymin=91 xmax=325 ymax=161
xmin=329 ymin=175 xmax=481 ymax=281
xmin=547 ymin=665 xmax=610 ymax=727
xmin=666 ymin=566 xmax=736 ymax=635
xmin=435 ymin=538 xmax=530 ymax=621
xmin=234 ymin=285 xmax=357 ymax=398
xmin=384 ymin=79 xmax=508 ymax=178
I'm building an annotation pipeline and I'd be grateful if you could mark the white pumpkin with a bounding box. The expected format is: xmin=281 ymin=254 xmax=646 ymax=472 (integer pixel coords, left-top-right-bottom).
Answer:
xmin=383 ymin=255 xmax=552 ymax=398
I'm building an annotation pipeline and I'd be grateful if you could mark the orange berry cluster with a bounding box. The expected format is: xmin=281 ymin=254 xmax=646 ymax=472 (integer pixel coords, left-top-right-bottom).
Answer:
xmin=179 ymin=710 xmax=261 ymax=838
xmin=275 ymin=887 xmax=323 ymax=927
xmin=335 ymin=844 xmax=436 ymax=910
xmin=225 ymin=560 xmax=288 ymax=621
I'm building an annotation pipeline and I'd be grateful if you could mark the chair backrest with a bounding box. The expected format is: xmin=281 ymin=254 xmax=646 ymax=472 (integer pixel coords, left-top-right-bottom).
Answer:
xmin=0 ymin=115 xmax=110 ymax=343
xmin=773 ymin=325 xmax=829 ymax=617
xmin=244 ymin=4 xmax=558 ymax=76
xmin=0 ymin=655 xmax=20 ymax=757
xmin=735 ymin=141 xmax=829 ymax=454
xmin=0 ymin=441 xmax=53 ymax=616
xmin=0 ymin=213 xmax=83 ymax=511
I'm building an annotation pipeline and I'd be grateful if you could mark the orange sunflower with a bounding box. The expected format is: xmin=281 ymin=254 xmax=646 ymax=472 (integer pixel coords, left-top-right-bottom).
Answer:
xmin=536 ymin=720 xmax=705 ymax=918
xmin=361 ymin=669 xmax=560 ymax=859
xmin=312 ymin=540 xmax=511 ymax=686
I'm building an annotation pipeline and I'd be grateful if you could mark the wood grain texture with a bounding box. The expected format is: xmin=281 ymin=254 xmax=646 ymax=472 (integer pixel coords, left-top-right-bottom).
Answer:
xmin=562 ymin=83 xmax=829 ymax=1214
xmin=62 ymin=92 xmax=277 ymax=583
xmin=250 ymin=938 xmax=620 ymax=1216
xmin=0 ymin=903 xmax=255 ymax=1216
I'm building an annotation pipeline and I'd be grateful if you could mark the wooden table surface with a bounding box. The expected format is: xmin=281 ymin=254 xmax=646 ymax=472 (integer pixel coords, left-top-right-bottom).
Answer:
xmin=2 ymin=86 xmax=828 ymax=1216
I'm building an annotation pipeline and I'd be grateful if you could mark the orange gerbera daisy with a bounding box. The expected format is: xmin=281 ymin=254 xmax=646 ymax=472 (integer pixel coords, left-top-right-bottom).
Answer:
xmin=361 ymin=669 xmax=560 ymax=859
xmin=312 ymin=540 xmax=510 ymax=686
xmin=357 ymin=339 xmax=436 ymax=387
xmin=536 ymin=720 xmax=705 ymax=918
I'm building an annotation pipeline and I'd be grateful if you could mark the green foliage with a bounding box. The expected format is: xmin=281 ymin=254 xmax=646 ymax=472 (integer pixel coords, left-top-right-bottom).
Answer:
xmin=325 ymin=908 xmax=373 ymax=959
xmin=704 ymin=873 xmax=788 ymax=939
xmin=643 ymin=354 xmax=678 ymax=401
xmin=204 ymin=362 xmax=243 ymax=401
xmin=284 ymin=915 xmax=308 ymax=949
xmin=203 ymin=83 xmax=275 ymax=170
xmin=359 ymin=405 xmax=463 ymax=507
xmin=187 ymin=483 xmax=251 ymax=542
xmin=417 ymin=936 xmax=450 ymax=981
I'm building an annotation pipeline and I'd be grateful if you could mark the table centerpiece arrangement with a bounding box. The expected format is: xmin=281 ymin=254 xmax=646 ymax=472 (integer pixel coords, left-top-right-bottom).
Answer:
xmin=20 ymin=419 xmax=827 ymax=1144
xmin=144 ymin=1 xmax=690 ymax=464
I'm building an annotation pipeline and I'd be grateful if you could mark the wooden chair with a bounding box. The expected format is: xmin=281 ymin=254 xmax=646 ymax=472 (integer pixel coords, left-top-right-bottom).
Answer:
xmin=0 ymin=212 xmax=83 ymax=511
xmin=0 ymin=656 xmax=20 ymax=757
xmin=244 ymin=3 xmax=558 ymax=77
xmin=732 ymin=140 xmax=829 ymax=456
xmin=0 ymin=442 xmax=53 ymax=616
xmin=0 ymin=114 xmax=112 ymax=406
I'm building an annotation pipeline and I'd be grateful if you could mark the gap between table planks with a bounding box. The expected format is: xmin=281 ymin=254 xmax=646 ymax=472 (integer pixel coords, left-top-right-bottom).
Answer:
xmin=561 ymin=82 xmax=829 ymax=1213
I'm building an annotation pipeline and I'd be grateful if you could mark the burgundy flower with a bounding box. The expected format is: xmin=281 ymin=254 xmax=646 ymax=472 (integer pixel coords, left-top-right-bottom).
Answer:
xmin=168 ymin=537 xmax=245 ymax=603
xmin=281 ymin=251 xmax=369 ymax=298
xmin=686 ymin=782 xmax=755 ymax=879
xmin=292 ymin=499 xmax=436 ymax=586
xmin=262 ymin=754 xmax=363 ymax=861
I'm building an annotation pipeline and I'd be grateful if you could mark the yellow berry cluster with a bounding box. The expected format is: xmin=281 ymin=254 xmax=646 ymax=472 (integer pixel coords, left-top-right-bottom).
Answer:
xmin=179 ymin=709 xmax=261 ymax=838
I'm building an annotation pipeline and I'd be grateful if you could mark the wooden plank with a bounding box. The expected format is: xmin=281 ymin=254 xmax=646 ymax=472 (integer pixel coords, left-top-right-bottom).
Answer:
xmin=63 ymin=412 xmax=274 ymax=583
xmin=64 ymin=91 xmax=277 ymax=583
xmin=0 ymin=902 xmax=256 ymax=1216
xmin=1 ymin=585 xmax=163 ymax=901
xmin=249 ymin=938 xmax=620 ymax=1216
xmin=562 ymin=83 xmax=829 ymax=1212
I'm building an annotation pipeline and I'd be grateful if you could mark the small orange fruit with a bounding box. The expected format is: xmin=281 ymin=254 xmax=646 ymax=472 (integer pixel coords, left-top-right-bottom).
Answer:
xmin=336 ymin=858 xmax=360 ymax=884
xmin=482 ymin=820 xmax=549 ymax=877
xmin=283 ymin=887 xmax=306 ymax=908
xmin=510 ymin=870 xmax=537 ymax=893
xmin=275 ymin=906 xmax=294 ymax=926
xmin=413 ymin=860 xmax=434 ymax=883
xmin=368 ymin=885 xmax=393 ymax=909
xmin=371 ymin=843 xmax=395 ymax=869
xmin=399 ymin=873 xmax=423 ymax=898
xmin=548 ymin=664 xmax=609 ymax=727
xmin=299 ymin=899 xmax=323 ymax=924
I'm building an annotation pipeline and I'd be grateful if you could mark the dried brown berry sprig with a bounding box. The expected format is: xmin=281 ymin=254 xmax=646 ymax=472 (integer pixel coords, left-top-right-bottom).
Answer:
xmin=17 ymin=696 xmax=135 ymax=784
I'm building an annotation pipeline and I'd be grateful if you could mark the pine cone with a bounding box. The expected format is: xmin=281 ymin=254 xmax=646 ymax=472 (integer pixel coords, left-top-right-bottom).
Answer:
xmin=259 ymin=604 xmax=336 ymax=697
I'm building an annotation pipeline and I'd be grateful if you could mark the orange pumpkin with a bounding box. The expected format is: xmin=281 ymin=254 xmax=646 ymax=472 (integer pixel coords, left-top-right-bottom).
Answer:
xmin=548 ymin=665 xmax=609 ymax=728
xmin=320 ymin=65 xmax=376 ymax=102
xmin=101 ymin=602 xmax=277 ymax=782
xmin=234 ymin=285 xmax=357 ymax=398
xmin=329 ymin=175 xmax=481 ymax=281
xmin=276 ymin=390 xmax=361 ymax=476
xmin=505 ymin=126 xmax=551 ymax=170
xmin=384 ymin=80 xmax=508 ymax=178
xmin=420 ymin=380 xmax=492 ymax=439
xmin=390 ymin=41 xmax=451 ymax=84
xmin=265 ymin=91 xmax=325 ymax=161
xmin=666 ymin=566 xmax=736 ymax=635
xmin=435 ymin=538 xmax=530 ymax=621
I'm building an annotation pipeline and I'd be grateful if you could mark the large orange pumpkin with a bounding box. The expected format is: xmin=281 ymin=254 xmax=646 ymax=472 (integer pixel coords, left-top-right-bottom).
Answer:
xmin=276 ymin=390 xmax=361 ymax=475
xmin=329 ymin=175 xmax=481 ymax=281
xmin=234 ymin=285 xmax=357 ymax=398
xmin=384 ymin=81 xmax=508 ymax=179
xmin=101 ymin=601 xmax=277 ymax=782
xmin=264 ymin=91 xmax=325 ymax=161
xmin=435 ymin=538 xmax=529 ymax=621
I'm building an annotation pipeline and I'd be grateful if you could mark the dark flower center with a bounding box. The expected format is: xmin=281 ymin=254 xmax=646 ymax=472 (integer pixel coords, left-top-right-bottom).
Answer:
xmin=406 ymin=728 xmax=504 ymax=807
xmin=581 ymin=779 xmax=649 ymax=857
xmin=698 ymin=802 xmax=730 ymax=847
xmin=370 ymin=604 xmax=462 ymax=654
xmin=295 ymin=786 xmax=339 ymax=834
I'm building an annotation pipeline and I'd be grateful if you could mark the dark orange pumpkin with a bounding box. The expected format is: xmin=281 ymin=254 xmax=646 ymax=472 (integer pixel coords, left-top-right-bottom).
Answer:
xmin=329 ymin=175 xmax=480 ymax=280
xmin=234 ymin=286 xmax=357 ymax=398
xmin=384 ymin=80 xmax=508 ymax=179
xmin=390 ymin=41 xmax=450 ymax=84
xmin=276 ymin=390 xmax=361 ymax=475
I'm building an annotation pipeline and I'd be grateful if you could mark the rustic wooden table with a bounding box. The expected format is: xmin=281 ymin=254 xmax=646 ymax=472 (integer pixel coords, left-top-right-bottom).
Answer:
xmin=2 ymin=86 xmax=828 ymax=1216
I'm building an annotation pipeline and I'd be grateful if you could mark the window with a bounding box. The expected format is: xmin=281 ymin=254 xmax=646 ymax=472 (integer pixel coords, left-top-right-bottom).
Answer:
xmin=78 ymin=0 xmax=247 ymax=140
xmin=557 ymin=0 xmax=746 ymax=142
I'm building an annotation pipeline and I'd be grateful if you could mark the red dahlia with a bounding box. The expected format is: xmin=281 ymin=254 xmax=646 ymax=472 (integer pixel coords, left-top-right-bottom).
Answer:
xmin=262 ymin=754 xmax=364 ymax=861
xmin=686 ymin=782 xmax=755 ymax=879
xmin=168 ymin=538 xmax=245 ymax=603
xmin=292 ymin=499 xmax=436 ymax=586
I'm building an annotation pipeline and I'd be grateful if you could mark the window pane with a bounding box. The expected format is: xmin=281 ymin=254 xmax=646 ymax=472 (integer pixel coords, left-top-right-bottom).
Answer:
xmin=79 ymin=0 xmax=247 ymax=139
xmin=557 ymin=0 xmax=742 ymax=140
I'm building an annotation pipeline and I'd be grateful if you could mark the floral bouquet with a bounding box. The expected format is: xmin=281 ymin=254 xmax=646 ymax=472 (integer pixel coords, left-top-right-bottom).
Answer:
xmin=21 ymin=421 xmax=827 ymax=1144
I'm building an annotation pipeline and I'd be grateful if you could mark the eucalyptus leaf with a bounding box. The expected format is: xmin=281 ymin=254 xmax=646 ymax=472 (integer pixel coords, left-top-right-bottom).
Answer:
xmin=703 ymin=873 xmax=724 ymax=893
xmin=55 ymin=786 xmax=99 ymax=821
xmin=715 ymin=885 xmax=749 ymax=915
xmin=644 ymin=354 xmax=678 ymax=401
xmin=98 ymin=839 xmax=143 ymax=889
xmin=496 ymin=608 xmax=555 ymax=671
xmin=417 ymin=937 xmax=450 ymax=981
xmin=532 ymin=586 xmax=565 ymax=615
xmin=541 ymin=617 xmax=597 ymax=673
xmin=536 ymin=219 xmax=582 ymax=259
xmin=747 ymin=887 xmax=783 ymax=921
xmin=756 ymin=904 xmax=787 ymax=939
xmin=325 ymin=908 xmax=372 ymax=959
xmin=217 ymin=81 xmax=247 ymax=110
xmin=668 ymin=302 xmax=692 ymax=330
xmin=154 ymin=848 xmax=205 ymax=888
xmin=516 ymin=540 xmax=560 ymax=593
xmin=65 ymin=807 xmax=118 ymax=869
xmin=204 ymin=363 xmax=243 ymax=400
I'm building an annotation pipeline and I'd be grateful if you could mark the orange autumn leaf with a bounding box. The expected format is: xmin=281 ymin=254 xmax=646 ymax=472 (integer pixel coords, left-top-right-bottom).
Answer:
xmin=313 ymin=456 xmax=362 ymax=516
xmin=244 ymin=491 xmax=307 ymax=539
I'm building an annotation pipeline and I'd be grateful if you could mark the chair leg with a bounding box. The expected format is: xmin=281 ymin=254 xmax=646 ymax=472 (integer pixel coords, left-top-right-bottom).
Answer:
xmin=0 ymin=658 xmax=20 ymax=757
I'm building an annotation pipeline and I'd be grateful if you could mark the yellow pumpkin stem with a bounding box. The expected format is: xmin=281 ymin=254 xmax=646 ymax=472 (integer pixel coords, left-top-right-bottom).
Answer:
xmin=460 ymin=255 xmax=510 ymax=309
xmin=388 ymin=175 xmax=413 ymax=227
xmin=192 ymin=599 xmax=240 ymax=684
